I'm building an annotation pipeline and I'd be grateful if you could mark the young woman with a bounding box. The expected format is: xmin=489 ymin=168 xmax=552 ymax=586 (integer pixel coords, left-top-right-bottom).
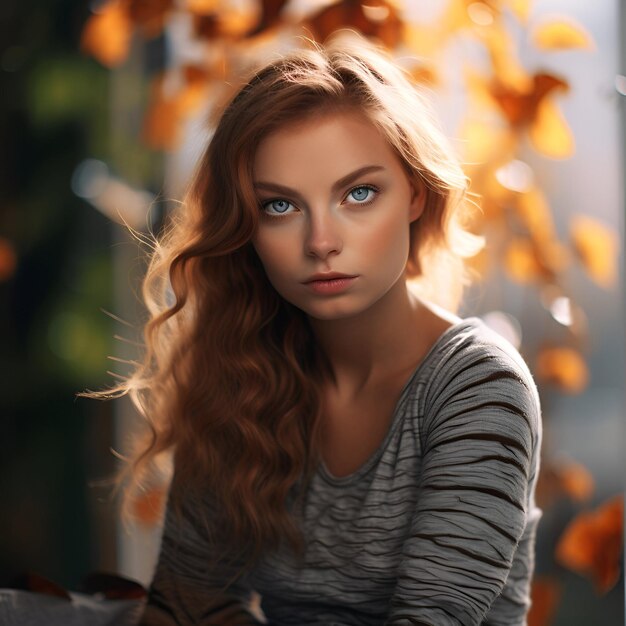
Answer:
xmin=106 ymin=32 xmax=542 ymax=626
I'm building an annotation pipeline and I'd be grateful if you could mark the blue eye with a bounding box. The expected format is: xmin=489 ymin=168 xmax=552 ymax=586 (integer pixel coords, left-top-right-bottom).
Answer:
xmin=262 ymin=199 xmax=293 ymax=215
xmin=346 ymin=185 xmax=377 ymax=204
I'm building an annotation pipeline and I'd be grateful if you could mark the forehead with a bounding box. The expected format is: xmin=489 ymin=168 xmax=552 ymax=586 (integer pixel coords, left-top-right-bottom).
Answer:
xmin=252 ymin=111 xmax=403 ymax=183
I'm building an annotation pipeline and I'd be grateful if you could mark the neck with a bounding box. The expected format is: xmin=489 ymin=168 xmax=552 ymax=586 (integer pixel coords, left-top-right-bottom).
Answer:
xmin=308 ymin=278 xmax=426 ymax=396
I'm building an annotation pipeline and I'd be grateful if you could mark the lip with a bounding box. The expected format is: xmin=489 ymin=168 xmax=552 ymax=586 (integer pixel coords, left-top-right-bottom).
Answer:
xmin=303 ymin=272 xmax=357 ymax=283
xmin=303 ymin=275 xmax=359 ymax=295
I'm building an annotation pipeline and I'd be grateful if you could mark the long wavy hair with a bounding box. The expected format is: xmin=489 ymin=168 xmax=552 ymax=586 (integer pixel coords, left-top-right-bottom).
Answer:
xmin=84 ymin=32 xmax=482 ymax=585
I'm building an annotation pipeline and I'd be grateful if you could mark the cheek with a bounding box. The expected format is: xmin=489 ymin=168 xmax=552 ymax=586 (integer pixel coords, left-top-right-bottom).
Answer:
xmin=360 ymin=212 xmax=411 ymax=261
xmin=252 ymin=231 xmax=296 ymax=277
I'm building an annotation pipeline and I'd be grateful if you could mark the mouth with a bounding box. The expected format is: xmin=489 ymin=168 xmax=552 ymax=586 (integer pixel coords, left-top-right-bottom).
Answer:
xmin=302 ymin=273 xmax=357 ymax=284
xmin=303 ymin=275 xmax=359 ymax=295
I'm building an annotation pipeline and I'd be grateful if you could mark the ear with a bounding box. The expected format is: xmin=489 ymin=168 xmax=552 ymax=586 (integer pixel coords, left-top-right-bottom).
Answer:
xmin=408 ymin=178 xmax=426 ymax=223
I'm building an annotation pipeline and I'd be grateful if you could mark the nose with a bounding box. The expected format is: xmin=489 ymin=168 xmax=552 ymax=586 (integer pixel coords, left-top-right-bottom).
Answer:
xmin=304 ymin=210 xmax=343 ymax=260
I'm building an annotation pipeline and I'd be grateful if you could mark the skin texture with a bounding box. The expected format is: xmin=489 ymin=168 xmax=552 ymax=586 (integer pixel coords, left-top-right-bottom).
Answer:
xmin=251 ymin=111 xmax=457 ymax=401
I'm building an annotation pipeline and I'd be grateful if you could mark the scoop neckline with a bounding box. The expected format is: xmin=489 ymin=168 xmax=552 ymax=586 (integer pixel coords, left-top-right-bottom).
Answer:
xmin=318 ymin=316 xmax=482 ymax=486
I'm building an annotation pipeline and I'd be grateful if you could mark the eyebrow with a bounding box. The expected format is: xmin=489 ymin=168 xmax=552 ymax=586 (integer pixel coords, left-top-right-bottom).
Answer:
xmin=253 ymin=165 xmax=386 ymax=201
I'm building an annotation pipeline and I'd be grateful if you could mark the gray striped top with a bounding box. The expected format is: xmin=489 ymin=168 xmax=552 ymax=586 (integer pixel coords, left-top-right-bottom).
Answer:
xmin=144 ymin=317 xmax=543 ymax=626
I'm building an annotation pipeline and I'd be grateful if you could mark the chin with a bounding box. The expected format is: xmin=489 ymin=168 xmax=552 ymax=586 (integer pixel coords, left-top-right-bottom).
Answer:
xmin=297 ymin=302 xmax=366 ymax=321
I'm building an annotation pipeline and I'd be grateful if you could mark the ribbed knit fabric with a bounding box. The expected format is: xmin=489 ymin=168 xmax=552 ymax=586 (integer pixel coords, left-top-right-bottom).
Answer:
xmin=144 ymin=317 xmax=542 ymax=626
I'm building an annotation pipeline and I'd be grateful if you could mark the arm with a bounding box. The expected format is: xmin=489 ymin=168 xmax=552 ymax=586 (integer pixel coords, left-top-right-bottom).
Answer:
xmin=385 ymin=345 xmax=541 ymax=626
xmin=139 ymin=477 xmax=265 ymax=626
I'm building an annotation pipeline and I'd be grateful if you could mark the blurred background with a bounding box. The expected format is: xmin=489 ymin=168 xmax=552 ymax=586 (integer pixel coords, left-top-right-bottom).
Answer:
xmin=0 ymin=1 xmax=623 ymax=624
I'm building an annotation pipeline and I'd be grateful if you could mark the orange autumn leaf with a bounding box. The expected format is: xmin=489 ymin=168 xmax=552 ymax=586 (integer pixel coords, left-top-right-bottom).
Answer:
xmin=476 ymin=193 xmax=505 ymax=224
xmin=80 ymin=1 xmax=132 ymax=68
xmin=0 ymin=236 xmax=17 ymax=281
xmin=534 ymin=458 xmax=594 ymax=508
xmin=570 ymin=215 xmax=619 ymax=288
xmin=528 ymin=97 xmax=574 ymax=158
xmin=142 ymin=91 xmax=181 ymax=149
xmin=142 ymin=68 xmax=212 ymax=149
xmin=440 ymin=0 xmax=473 ymax=33
xmin=406 ymin=62 xmax=438 ymax=86
xmin=132 ymin=484 xmax=167 ymax=526
xmin=515 ymin=187 xmax=555 ymax=242
xmin=503 ymin=236 xmax=567 ymax=284
xmin=471 ymin=70 xmax=574 ymax=159
xmin=144 ymin=110 xmax=179 ymax=150
xmin=215 ymin=8 xmax=258 ymax=38
xmin=535 ymin=346 xmax=589 ymax=393
xmin=247 ymin=0 xmax=290 ymax=37
xmin=127 ymin=0 xmax=174 ymax=38
xmin=192 ymin=13 xmax=225 ymax=39
xmin=556 ymin=495 xmax=624 ymax=594
xmin=186 ymin=0 xmax=222 ymax=15
xmin=403 ymin=22 xmax=444 ymax=60
xmin=540 ymin=241 xmax=569 ymax=275
xmin=482 ymin=23 xmax=532 ymax=92
xmin=532 ymin=17 xmax=594 ymax=51
xmin=527 ymin=576 xmax=562 ymax=626
xmin=182 ymin=63 xmax=210 ymax=86
xmin=178 ymin=64 xmax=212 ymax=112
xmin=305 ymin=0 xmax=403 ymax=49
xmin=558 ymin=458 xmax=595 ymax=502
xmin=193 ymin=7 xmax=258 ymax=40
xmin=504 ymin=238 xmax=542 ymax=283
xmin=459 ymin=119 xmax=515 ymax=164
xmin=490 ymin=72 xmax=569 ymax=127
xmin=440 ymin=1 xmax=528 ymax=37
xmin=440 ymin=0 xmax=495 ymax=35
xmin=465 ymin=68 xmax=499 ymax=112
xmin=513 ymin=191 xmax=572 ymax=276
xmin=459 ymin=120 xmax=497 ymax=163
xmin=536 ymin=456 xmax=594 ymax=505
xmin=504 ymin=0 xmax=531 ymax=23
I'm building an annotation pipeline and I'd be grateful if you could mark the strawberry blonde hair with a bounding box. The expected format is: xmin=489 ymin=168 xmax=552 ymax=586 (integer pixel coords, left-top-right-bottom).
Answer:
xmin=85 ymin=32 xmax=482 ymax=582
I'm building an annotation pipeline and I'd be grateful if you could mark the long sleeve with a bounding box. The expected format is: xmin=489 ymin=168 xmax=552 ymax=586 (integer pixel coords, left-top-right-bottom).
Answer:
xmin=139 ymin=477 xmax=265 ymax=626
xmin=384 ymin=338 xmax=542 ymax=626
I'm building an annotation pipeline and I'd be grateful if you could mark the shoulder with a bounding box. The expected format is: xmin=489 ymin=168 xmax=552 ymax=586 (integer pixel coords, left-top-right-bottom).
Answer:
xmin=419 ymin=317 xmax=542 ymax=452
xmin=411 ymin=299 xmax=534 ymax=389
xmin=425 ymin=317 xmax=537 ymax=394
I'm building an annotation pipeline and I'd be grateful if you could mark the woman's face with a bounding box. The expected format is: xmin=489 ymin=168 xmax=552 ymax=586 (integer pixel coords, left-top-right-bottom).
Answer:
xmin=251 ymin=110 xmax=424 ymax=321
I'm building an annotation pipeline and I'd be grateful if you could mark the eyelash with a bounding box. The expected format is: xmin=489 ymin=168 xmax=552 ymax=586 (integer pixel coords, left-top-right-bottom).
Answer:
xmin=345 ymin=184 xmax=379 ymax=205
xmin=259 ymin=184 xmax=380 ymax=219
